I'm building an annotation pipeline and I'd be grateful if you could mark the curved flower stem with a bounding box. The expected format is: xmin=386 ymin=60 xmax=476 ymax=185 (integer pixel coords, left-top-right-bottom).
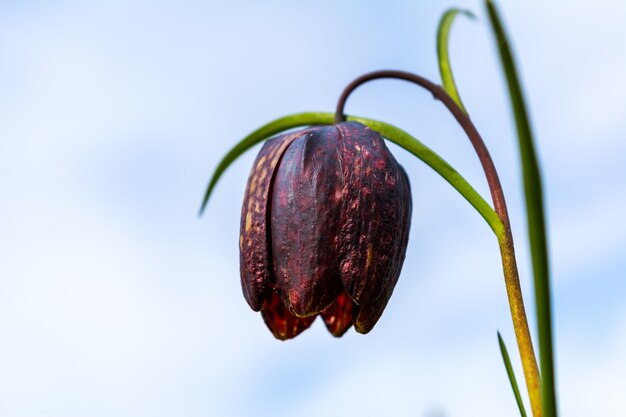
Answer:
xmin=336 ymin=70 xmax=542 ymax=417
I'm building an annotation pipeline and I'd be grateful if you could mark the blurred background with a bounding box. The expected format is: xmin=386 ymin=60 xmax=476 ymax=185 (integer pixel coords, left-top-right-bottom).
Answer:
xmin=1 ymin=0 xmax=624 ymax=416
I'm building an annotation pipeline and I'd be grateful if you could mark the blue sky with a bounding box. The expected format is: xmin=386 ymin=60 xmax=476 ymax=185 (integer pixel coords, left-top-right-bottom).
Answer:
xmin=1 ymin=1 xmax=625 ymax=416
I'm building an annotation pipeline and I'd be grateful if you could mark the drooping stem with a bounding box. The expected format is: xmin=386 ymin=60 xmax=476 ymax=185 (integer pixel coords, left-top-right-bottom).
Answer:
xmin=336 ymin=70 xmax=542 ymax=417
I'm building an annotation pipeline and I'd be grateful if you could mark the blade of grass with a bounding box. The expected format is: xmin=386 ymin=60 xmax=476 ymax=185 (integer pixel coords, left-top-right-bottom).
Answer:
xmin=498 ymin=331 xmax=529 ymax=417
xmin=436 ymin=8 xmax=475 ymax=112
xmin=486 ymin=1 xmax=557 ymax=416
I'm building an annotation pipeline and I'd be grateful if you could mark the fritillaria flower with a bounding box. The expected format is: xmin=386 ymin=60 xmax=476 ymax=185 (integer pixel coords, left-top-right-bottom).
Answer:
xmin=239 ymin=121 xmax=412 ymax=340
xmin=202 ymin=6 xmax=549 ymax=412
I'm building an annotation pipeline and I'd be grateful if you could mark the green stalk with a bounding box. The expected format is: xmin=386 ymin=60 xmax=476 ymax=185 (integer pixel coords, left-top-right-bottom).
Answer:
xmin=497 ymin=230 xmax=542 ymax=417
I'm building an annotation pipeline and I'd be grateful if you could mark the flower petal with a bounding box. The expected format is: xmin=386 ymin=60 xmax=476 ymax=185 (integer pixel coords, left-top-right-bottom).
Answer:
xmin=240 ymin=131 xmax=302 ymax=311
xmin=270 ymin=127 xmax=344 ymax=317
xmin=261 ymin=291 xmax=316 ymax=340
xmin=354 ymin=165 xmax=412 ymax=334
xmin=321 ymin=291 xmax=354 ymax=337
xmin=336 ymin=122 xmax=412 ymax=305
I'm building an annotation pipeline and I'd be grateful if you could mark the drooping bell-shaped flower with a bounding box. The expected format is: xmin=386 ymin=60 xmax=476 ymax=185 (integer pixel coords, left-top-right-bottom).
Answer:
xmin=240 ymin=121 xmax=411 ymax=340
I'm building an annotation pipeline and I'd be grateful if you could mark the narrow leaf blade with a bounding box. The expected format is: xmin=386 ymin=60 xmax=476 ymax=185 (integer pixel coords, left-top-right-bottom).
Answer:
xmin=436 ymin=8 xmax=475 ymax=112
xmin=498 ymin=331 xmax=529 ymax=417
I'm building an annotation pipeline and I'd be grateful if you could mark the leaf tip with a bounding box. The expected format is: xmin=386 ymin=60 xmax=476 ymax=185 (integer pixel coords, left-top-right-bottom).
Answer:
xmin=458 ymin=8 xmax=477 ymax=20
xmin=198 ymin=187 xmax=212 ymax=217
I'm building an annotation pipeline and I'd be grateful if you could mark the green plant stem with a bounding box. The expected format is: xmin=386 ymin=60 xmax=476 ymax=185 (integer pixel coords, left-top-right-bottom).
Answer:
xmin=336 ymin=70 xmax=541 ymax=417
xmin=498 ymin=230 xmax=542 ymax=417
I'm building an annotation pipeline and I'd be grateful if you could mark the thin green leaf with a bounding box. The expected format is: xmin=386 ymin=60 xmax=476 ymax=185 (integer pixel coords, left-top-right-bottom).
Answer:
xmin=498 ymin=331 xmax=529 ymax=417
xmin=486 ymin=1 xmax=557 ymax=416
xmin=436 ymin=8 xmax=475 ymax=113
xmin=199 ymin=111 xmax=504 ymax=237
xmin=198 ymin=112 xmax=332 ymax=215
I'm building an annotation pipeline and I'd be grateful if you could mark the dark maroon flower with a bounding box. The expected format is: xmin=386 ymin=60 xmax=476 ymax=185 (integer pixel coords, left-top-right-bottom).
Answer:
xmin=239 ymin=122 xmax=411 ymax=340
